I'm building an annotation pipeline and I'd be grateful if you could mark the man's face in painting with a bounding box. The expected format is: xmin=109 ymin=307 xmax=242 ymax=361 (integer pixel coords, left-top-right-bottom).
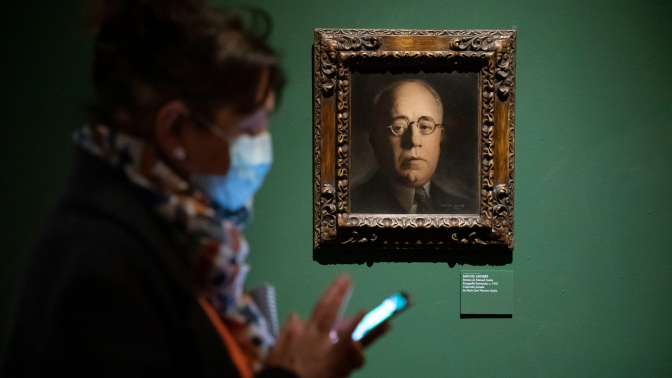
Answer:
xmin=370 ymin=80 xmax=444 ymax=187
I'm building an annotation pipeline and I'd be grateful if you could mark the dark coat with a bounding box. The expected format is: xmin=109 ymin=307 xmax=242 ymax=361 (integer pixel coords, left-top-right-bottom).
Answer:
xmin=0 ymin=149 xmax=295 ymax=378
xmin=351 ymin=172 xmax=475 ymax=214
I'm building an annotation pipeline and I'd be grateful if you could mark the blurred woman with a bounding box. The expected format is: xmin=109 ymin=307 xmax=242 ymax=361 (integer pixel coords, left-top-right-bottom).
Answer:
xmin=0 ymin=1 xmax=382 ymax=377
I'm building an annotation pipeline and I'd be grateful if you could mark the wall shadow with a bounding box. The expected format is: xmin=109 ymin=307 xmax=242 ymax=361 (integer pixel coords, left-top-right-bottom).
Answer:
xmin=313 ymin=247 xmax=512 ymax=267
xmin=460 ymin=314 xmax=512 ymax=319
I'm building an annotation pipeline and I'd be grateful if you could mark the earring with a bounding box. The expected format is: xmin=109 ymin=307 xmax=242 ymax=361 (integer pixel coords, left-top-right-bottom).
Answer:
xmin=173 ymin=147 xmax=187 ymax=161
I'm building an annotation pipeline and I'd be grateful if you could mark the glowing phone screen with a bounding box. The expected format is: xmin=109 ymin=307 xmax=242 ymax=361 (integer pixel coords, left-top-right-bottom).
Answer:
xmin=351 ymin=293 xmax=408 ymax=341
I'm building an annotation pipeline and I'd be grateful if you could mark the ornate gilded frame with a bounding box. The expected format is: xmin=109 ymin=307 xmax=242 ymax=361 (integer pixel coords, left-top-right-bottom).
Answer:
xmin=313 ymin=29 xmax=515 ymax=253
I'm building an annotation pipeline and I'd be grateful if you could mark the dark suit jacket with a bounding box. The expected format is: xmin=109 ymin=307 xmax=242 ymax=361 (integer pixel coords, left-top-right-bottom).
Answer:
xmin=351 ymin=172 xmax=475 ymax=214
xmin=0 ymin=149 xmax=295 ymax=378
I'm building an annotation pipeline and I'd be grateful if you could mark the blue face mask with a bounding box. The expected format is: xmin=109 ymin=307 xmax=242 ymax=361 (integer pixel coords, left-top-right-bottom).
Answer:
xmin=192 ymin=133 xmax=273 ymax=211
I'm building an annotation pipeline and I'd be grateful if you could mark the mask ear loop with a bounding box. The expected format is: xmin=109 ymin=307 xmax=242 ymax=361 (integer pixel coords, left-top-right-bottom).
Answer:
xmin=173 ymin=147 xmax=187 ymax=161
xmin=189 ymin=111 xmax=231 ymax=144
xmin=207 ymin=123 xmax=230 ymax=143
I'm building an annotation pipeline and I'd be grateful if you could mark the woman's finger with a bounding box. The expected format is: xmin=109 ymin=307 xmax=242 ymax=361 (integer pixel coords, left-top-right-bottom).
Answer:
xmin=309 ymin=275 xmax=351 ymax=334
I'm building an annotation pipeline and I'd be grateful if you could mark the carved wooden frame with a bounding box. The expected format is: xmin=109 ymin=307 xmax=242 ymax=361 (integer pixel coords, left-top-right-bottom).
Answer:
xmin=313 ymin=29 xmax=515 ymax=252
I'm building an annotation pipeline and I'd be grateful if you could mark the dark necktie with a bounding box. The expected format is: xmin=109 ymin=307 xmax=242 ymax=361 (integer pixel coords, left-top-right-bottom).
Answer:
xmin=414 ymin=186 xmax=432 ymax=214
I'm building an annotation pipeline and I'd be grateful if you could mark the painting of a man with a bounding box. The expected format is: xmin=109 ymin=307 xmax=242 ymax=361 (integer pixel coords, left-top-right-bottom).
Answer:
xmin=352 ymin=78 xmax=475 ymax=214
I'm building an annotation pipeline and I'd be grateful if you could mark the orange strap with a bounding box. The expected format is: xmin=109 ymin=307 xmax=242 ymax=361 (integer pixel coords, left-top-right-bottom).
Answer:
xmin=198 ymin=296 xmax=253 ymax=378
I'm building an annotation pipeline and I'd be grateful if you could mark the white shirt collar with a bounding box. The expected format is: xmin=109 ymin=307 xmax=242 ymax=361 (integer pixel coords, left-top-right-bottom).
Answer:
xmin=386 ymin=178 xmax=431 ymax=214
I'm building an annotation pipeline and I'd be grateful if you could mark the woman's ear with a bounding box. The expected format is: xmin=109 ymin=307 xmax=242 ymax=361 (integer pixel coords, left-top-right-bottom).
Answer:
xmin=154 ymin=100 xmax=190 ymax=157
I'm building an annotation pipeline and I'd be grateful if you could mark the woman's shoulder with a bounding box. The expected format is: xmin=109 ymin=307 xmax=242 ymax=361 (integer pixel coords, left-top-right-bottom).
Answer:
xmin=27 ymin=149 xmax=190 ymax=300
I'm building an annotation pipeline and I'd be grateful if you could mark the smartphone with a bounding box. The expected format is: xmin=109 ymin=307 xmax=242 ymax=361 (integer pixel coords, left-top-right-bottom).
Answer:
xmin=351 ymin=292 xmax=411 ymax=341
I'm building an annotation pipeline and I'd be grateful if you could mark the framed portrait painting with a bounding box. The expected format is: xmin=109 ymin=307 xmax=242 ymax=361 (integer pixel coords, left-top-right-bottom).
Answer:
xmin=313 ymin=29 xmax=516 ymax=252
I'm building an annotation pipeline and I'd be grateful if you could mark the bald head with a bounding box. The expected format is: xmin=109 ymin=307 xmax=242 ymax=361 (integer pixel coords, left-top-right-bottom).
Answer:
xmin=371 ymin=80 xmax=443 ymax=126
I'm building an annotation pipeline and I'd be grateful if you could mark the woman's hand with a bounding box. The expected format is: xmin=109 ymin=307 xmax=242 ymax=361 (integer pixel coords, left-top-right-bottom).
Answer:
xmin=265 ymin=275 xmax=388 ymax=378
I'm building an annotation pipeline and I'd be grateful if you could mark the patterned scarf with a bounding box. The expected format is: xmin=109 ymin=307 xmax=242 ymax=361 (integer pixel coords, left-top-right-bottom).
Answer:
xmin=74 ymin=125 xmax=273 ymax=371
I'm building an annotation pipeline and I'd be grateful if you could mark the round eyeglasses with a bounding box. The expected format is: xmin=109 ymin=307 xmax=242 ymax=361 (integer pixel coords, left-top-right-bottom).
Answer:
xmin=386 ymin=117 xmax=442 ymax=136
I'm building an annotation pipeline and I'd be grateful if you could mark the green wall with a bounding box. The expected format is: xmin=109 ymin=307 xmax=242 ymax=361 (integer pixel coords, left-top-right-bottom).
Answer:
xmin=2 ymin=0 xmax=671 ymax=376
